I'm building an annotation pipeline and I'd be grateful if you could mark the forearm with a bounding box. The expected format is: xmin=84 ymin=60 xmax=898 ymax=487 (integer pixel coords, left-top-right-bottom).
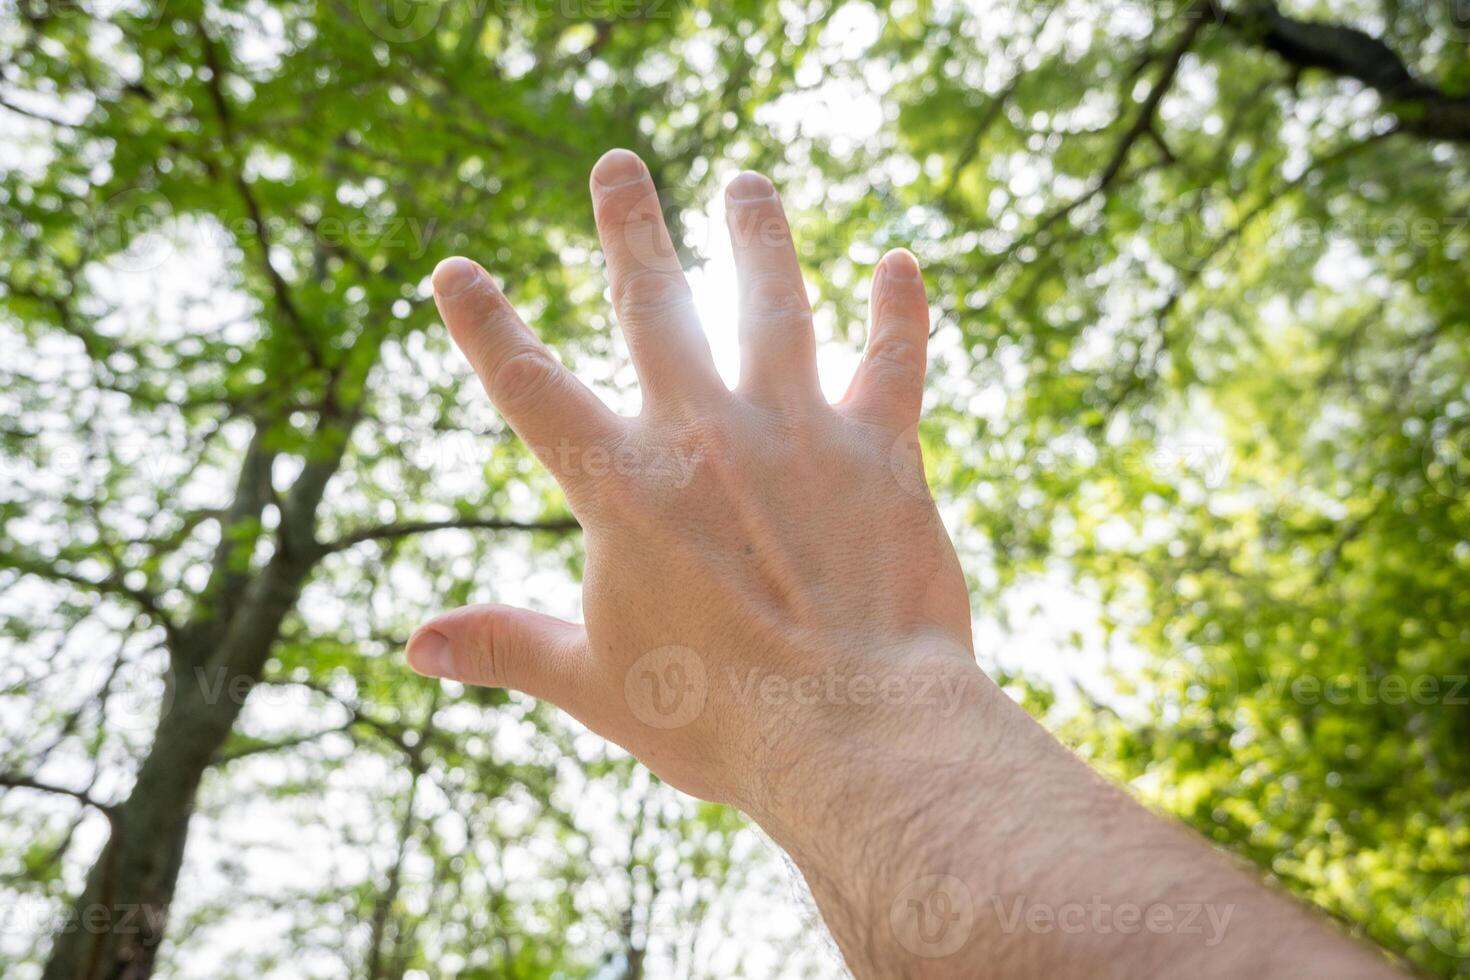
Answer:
xmin=753 ymin=659 xmax=1401 ymax=979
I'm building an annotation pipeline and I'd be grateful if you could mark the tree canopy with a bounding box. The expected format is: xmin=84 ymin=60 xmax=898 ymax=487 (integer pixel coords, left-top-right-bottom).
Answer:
xmin=1 ymin=1 xmax=1466 ymax=977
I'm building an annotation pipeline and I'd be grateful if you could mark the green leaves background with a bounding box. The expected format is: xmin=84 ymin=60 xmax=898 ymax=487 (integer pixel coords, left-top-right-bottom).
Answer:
xmin=1 ymin=0 xmax=1467 ymax=976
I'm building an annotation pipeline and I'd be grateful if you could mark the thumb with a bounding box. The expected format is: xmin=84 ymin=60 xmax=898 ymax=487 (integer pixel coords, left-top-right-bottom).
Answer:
xmin=406 ymin=603 xmax=590 ymax=702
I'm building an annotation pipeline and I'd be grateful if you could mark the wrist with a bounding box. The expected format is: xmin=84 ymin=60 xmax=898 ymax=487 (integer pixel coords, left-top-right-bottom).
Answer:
xmin=743 ymin=650 xmax=1039 ymax=860
xmin=741 ymin=650 xmax=1069 ymax=972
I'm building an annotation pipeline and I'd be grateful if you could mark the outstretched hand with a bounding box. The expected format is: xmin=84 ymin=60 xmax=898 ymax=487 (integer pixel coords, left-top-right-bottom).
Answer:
xmin=407 ymin=148 xmax=977 ymax=818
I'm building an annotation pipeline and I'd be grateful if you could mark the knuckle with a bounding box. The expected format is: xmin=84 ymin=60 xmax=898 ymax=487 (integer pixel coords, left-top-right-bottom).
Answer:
xmin=612 ymin=267 xmax=693 ymax=322
xmin=741 ymin=272 xmax=810 ymax=320
xmin=491 ymin=348 xmax=559 ymax=407
xmin=864 ymin=338 xmax=925 ymax=384
xmin=469 ymin=615 xmax=513 ymax=688
xmin=867 ymin=336 xmax=922 ymax=369
xmin=665 ymin=415 xmax=734 ymax=480
xmin=871 ymin=287 xmax=926 ymax=329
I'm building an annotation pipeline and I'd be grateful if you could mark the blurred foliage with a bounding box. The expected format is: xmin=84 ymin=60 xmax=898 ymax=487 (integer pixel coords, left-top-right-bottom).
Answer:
xmin=0 ymin=0 xmax=1467 ymax=977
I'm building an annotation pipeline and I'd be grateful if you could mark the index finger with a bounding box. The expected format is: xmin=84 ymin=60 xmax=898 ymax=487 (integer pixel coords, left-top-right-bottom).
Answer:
xmin=432 ymin=257 xmax=624 ymax=483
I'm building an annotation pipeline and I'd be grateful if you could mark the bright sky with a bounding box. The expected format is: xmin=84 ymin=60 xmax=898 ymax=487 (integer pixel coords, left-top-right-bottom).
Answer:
xmin=687 ymin=193 xmax=864 ymax=401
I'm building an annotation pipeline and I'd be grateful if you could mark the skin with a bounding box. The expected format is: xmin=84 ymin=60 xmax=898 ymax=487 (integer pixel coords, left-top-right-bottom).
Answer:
xmin=405 ymin=148 xmax=1403 ymax=977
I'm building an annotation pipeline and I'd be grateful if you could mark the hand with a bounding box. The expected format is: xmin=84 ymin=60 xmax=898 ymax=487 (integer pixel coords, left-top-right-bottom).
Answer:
xmin=407 ymin=147 xmax=980 ymax=817
xmin=408 ymin=149 xmax=1404 ymax=979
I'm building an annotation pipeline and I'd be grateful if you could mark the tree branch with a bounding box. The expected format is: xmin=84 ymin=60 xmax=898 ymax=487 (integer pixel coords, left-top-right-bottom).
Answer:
xmin=196 ymin=19 xmax=325 ymax=371
xmin=317 ymin=515 xmax=582 ymax=556
xmin=983 ymin=2 xmax=1210 ymax=272
xmin=1093 ymin=7 xmax=1209 ymax=194
xmin=212 ymin=723 xmax=352 ymax=764
xmin=1221 ymin=1 xmax=1470 ymax=143
xmin=255 ymin=677 xmax=418 ymax=758
xmin=0 ymin=773 xmax=117 ymax=820
xmin=0 ymin=94 xmax=77 ymax=127
xmin=1 ymin=552 xmax=180 ymax=646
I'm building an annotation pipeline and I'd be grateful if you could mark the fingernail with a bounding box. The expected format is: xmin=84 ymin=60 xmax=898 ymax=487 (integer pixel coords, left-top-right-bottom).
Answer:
xmin=726 ymin=171 xmax=776 ymax=202
xmin=432 ymin=257 xmax=481 ymax=298
xmin=881 ymin=249 xmax=922 ymax=281
xmin=591 ymin=148 xmax=647 ymax=189
xmin=407 ymin=629 xmax=455 ymax=679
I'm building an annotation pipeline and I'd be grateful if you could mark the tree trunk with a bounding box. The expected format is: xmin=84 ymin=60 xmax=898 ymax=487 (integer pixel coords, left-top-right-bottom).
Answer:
xmin=42 ymin=550 xmax=318 ymax=980
xmin=40 ymin=736 xmax=210 ymax=980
